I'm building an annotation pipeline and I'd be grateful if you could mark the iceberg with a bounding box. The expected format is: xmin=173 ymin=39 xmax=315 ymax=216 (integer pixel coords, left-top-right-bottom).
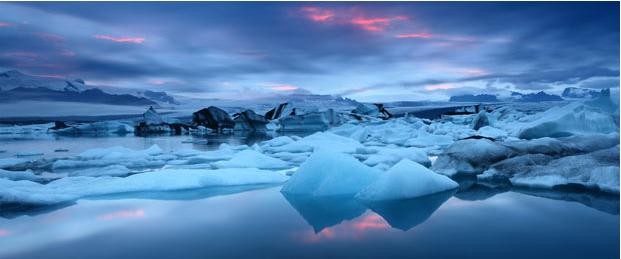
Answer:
xmin=281 ymin=149 xmax=381 ymax=196
xmin=432 ymin=139 xmax=513 ymax=176
xmin=509 ymin=146 xmax=620 ymax=193
xmin=0 ymin=168 xmax=288 ymax=205
xmin=212 ymin=149 xmax=290 ymax=169
xmin=357 ymin=159 xmax=458 ymax=201
xmin=517 ymin=102 xmax=618 ymax=139
xmin=362 ymin=146 xmax=430 ymax=168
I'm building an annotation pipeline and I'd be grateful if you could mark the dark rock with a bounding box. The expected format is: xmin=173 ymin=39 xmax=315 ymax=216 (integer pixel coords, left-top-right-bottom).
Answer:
xmin=49 ymin=121 xmax=70 ymax=130
xmin=265 ymin=102 xmax=289 ymax=120
xmin=233 ymin=110 xmax=269 ymax=132
xmin=192 ymin=106 xmax=235 ymax=131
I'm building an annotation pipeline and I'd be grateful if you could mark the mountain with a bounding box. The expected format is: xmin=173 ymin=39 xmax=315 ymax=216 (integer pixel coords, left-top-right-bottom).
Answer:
xmin=0 ymin=70 xmax=156 ymax=106
xmin=511 ymin=91 xmax=563 ymax=102
xmin=0 ymin=70 xmax=86 ymax=92
xmin=138 ymin=90 xmax=179 ymax=105
xmin=449 ymin=94 xmax=498 ymax=102
xmin=561 ymin=87 xmax=600 ymax=99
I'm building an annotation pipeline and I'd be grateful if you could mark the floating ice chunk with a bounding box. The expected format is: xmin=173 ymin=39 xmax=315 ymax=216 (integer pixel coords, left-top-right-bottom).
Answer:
xmin=477 ymin=126 xmax=508 ymax=140
xmin=432 ymin=139 xmax=513 ymax=176
xmin=281 ymin=149 xmax=381 ymax=196
xmin=212 ymin=150 xmax=290 ymax=169
xmin=67 ymin=165 xmax=130 ymax=177
xmin=0 ymin=169 xmax=38 ymax=181
xmin=0 ymin=158 xmax=28 ymax=169
xmin=53 ymin=145 xmax=169 ymax=170
xmin=52 ymin=121 xmax=134 ymax=135
xmin=357 ymin=159 xmax=458 ymax=201
xmin=262 ymin=136 xmax=296 ymax=147
xmin=517 ymin=102 xmax=618 ymax=139
xmin=471 ymin=111 xmax=490 ymax=130
xmin=404 ymin=130 xmax=454 ymax=148
xmin=269 ymin=132 xmax=364 ymax=154
xmin=0 ymin=168 xmax=288 ymax=205
xmin=509 ymin=146 xmax=620 ymax=193
xmin=363 ymin=146 xmax=430 ymax=168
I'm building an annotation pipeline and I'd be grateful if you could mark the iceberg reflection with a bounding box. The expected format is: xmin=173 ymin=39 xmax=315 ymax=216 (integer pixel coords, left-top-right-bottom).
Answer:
xmin=364 ymin=190 xmax=455 ymax=231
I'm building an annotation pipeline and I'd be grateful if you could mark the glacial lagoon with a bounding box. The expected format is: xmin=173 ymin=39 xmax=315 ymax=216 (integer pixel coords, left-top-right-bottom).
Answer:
xmin=0 ymin=185 xmax=618 ymax=259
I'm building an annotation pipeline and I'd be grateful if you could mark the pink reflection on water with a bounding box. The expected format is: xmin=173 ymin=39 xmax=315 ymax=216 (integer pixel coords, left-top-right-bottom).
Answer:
xmin=297 ymin=213 xmax=390 ymax=243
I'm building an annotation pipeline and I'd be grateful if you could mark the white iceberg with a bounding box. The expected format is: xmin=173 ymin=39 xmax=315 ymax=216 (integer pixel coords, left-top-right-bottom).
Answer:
xmin=517 ymin=102 xmax=618 ymax=139
xmin=0 ymin=168 xmax=288 ymax=205
xmin=281 ymin=149 xmax=381 ymax=196
xmin=212 ymin=149 xmax=290 ymax=169
xmin=356 ymin=159 xmax=458 ymax=201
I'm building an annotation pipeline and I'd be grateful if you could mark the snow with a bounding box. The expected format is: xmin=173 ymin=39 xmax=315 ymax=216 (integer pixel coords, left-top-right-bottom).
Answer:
xmin=0 ymin=168 xmax=288 ymax=205
xmin=281 ymin=149 xmax=381 ymax=196
xmin=357 ymin=159 xmax=458 ymax=201
xmin=213 ymin=149 xmax=290 ymax=169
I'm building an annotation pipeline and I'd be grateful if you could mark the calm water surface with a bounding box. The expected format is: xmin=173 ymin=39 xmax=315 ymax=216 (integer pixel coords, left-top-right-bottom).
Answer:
xmin=0 ymin=186 xmax=618 ymax=259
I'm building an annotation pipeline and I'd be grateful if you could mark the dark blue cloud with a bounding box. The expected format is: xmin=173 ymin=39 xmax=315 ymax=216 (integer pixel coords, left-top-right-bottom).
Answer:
xmin=0 ymin=2 xmax=618 ymax=101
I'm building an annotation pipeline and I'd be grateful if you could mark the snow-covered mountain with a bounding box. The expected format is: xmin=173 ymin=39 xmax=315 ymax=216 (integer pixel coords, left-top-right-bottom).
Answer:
xmin=449 ymin=94 xmax=499 ymax=102
xmin=0 ymin=70 xmax=156 ymax=106
xmin=0 ymin=70 xmax=86 ymax=92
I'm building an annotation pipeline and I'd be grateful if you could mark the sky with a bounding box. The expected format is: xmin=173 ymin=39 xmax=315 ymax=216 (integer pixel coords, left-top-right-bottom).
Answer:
xmin=0 ymin=2 xmax=618 ymax=102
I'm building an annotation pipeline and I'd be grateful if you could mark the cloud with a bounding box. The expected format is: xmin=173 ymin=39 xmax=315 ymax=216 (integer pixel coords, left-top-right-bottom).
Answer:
xmin=395 ymin=33 xmax=433 ymax=39
xmin=94 ymin=34 xmax=145 ymax=44
xmin=269 ymin=84 xmax=298 ymax=91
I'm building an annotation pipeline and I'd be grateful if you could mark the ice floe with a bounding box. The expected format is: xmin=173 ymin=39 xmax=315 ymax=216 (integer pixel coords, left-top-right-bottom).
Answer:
xmin=0 ymin=168 xmax=288 ymax=205
xmin=357 ymin=159 xmax=458 ymax=201
xmin=281 ymin=149 xmax=381 ymax=196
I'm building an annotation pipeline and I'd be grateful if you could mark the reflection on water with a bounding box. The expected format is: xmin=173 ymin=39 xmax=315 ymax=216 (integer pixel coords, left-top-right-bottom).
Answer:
xmin=0 ymin=186 xmax=618 ymax=259
xmin=282 ymin=194 xmax=367 ymax=233
xmin=364 ymin=190 xmax=455 ymax=231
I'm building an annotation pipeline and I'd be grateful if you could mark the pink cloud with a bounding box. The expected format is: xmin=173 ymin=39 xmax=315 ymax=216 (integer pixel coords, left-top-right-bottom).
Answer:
xmin=94 ymin=35 xmax=145 ymax=44
xmin=0 ymin=22 xmax=11 ymax=27
xmin=425 ymin=83 xmax=456 ymax=91
xmin=98 ymin=209 xmax=145 ymax=221
xmin=150 ymin=79 xmax=166 ymax=85
xmin=395 ymin=32 xmax=433 ymax=39
xmin=270 ymin=84 xmax=298 ymax=91
xmin=350 ymin=15 xmax=407 ymax=32
xmin=301 ymin=6 xmax=335 ymax=22
xmin=298 ymin=7 xmax=408 ymax=33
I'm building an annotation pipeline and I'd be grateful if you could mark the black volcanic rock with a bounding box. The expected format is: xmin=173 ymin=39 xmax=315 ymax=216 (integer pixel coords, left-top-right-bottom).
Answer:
xmin=233 ymin=109 xmax=269 ymax=131
xmin=449 ymin=94 xmax=498 ymax=102
xmin=192 ymin=106 xmax=235 ymax=131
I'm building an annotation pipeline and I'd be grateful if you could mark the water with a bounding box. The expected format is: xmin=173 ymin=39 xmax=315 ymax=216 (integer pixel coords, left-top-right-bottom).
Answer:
xmin=0 ymin=186 xmax=618 ymax=259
